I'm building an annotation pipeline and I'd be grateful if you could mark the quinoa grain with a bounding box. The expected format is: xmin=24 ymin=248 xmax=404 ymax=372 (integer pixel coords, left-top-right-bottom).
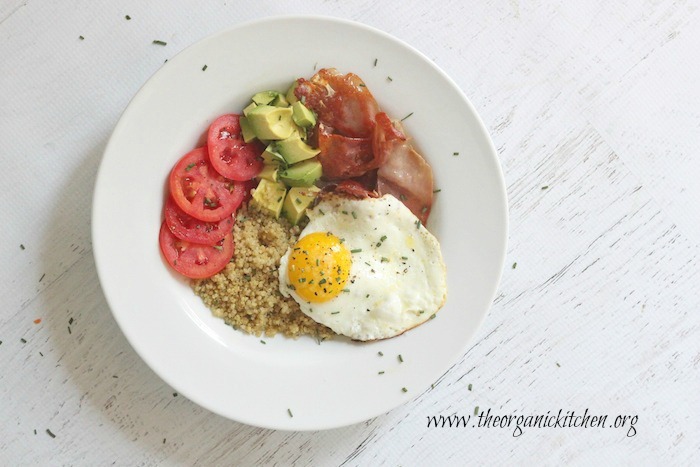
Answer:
xmin=193 ymin=205 xmax=334 ymax=339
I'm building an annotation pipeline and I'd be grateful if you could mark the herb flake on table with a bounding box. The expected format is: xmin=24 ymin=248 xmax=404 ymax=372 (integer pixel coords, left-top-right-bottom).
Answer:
xmin=79 ymin=35 xmax=84 ymax=40
xmin=153 ymin=40 xmax=167 ymax=46
xmin=46 ymin=428 xmax=56 ymax=438
xmin=287 ymin=408 xmax=294 ymax=417
xmin=401 ymin=387 xmax=408 ymax=393
xmin=541 ymin=185 xmax=549 ymax=190
xmin=453 ymin=152 xmax=459 ymax=156
xmin=20 ymin=244 xmax=25 ymax=250
xmin=20 ymin=338 xmax=26 ymax=344
xmin=125 ymin=15 xmax=131 ymax=20
xmin=202 ymin=64 xmax=208 ymax=71
xmin=512 ymin=262 xmax=517 ymax=269
xmin=400 ymin=112 xmax=413 ymax=121
xmin=468 ymin=383 xmax=472 ymax=391
xmin=374 ymin=58 xmax=378 ymax=67
xmin=387 ymin=76 xmax=393 ymax=82
xmin=398 ymin=354 xmax=404 ymax=363
xmin=474 ymin=406 xmax=480 ymax=415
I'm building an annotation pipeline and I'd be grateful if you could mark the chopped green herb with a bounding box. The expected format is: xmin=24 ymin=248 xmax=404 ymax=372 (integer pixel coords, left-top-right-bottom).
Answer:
xmin=287 ymin=408 xmax=293 ymax=417
xmin=212 ymin=245 xmax=223 ymax=251
xmin=378 ymin=371 xmax=385 ymax=375
xmin=243 ymin=274 xmax=251 ymax=282
xmin=468 ymin=383 xmax=472 ymax=391
xmin=541 ymin=185 xmax=549 ymax=190
xmin=351 ymin=211 xmax=357 ymax=219
xmin=433 ymin=188 xmax=441 ymax=193
xmin=421 ymin=206 xmax=428 ymax=214
xmin=39 ymin=273 xmax=45 ymax=283
xmin=342 ymin=210 xmax=348 ymax=215
xmin=79 ymin=35 xmax=85 ymax=40
xmin=453 ymin=152 xmax=459 ymax=156
xmin=415 ymin=220 xmax=421 ymax=229
xmin=46 ymin=429 xmax=56 ymax=438
xmin=399 ymin=194 xmax=407 ymax=201
xmin=202 ymin=64 xmax=208 ymax=71
xmin=318 ymin=209 xmax=325 ymax=215
xmin=359 ymin=83 xmax=366 ymax=87
xmin=20 ymin=338 xmax=26 ymax=344
xmin=20 ymin=244 xmax=25 ymax=250
xmin=474 ymin=406 xmax=480 ymax=415
xmin=374 ymin=58 xmax=378 ymax=67
xmin=400 ymin=112 xmax=413 ymax=121
xmin=125 ymin=15 xmax=131 ymax=20
xmin=380 ymin=235 xmax=387 ymax=242
xmin=153 ymin=40 xmax=167 ymax=46
xmin=350 ymin=248 xmax=362 ymax=253
xmin=401 ymin=256 xmax=408 ymax=260
xmin=342 ymin=288 xmax=350 ymax=293
xmin=260 ymin=340 xmax=266 ymax=344
xmin=401 ymin=387 xmax=408 ymax=393
xmin=512 ymin=262 xmax=517 ymax=269
xmin=387 ymin=76 xmax=393 ymax=82
xmin=331 ymin=311 xmax=340 ymax=315
xmin=381 ymin=257 xmax=389 ymax=263
xmin=430 ymin=314 xmax=436 ymax=319
xmin=556 ymin=362 xmax=561 ymax=367
xmin=398 ymin=354 xmax=404 ymax=363
xmin=319 ymin=278 xmax=327 ymax=285
xmin=173 ymin=392 xmax=177 ymax=397
xmin=378 ymin=351 xmax=383 ymax=356
xmin=185 ymin=163 xmax=196 ymax=171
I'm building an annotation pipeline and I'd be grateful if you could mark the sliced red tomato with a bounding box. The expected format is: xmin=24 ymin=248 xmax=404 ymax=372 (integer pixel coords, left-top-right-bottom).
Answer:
xmin=169 ymin=147 xmax=245 ymax=222
xmin=164 ymin=196 xmax=234 ymax=244
xmin=207 ymin=114 xmax=264 ymax=181
xmin=159 ymin=221 xmax=234 ymax=279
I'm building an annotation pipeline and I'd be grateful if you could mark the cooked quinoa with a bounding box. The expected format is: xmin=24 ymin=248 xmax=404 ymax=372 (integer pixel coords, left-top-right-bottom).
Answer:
xmin=193 ymin=204 xmax=335 ymax=340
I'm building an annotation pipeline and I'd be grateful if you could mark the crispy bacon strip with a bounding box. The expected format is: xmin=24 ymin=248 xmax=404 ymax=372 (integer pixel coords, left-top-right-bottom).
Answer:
xmin=374 ymin=113 xmax=434 ymax=224
xmin=316 ymin=124 xmax=380 ymax=180
xmin=334 ymin=180 xmax=378 ymax=198
xmin=294 ymin=68 xmax=380 ymax=138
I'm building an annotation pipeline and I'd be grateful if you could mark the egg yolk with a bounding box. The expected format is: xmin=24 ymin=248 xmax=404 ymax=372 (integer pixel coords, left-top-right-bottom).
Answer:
xmin=287 ymin=232 xmax=352 ymax=303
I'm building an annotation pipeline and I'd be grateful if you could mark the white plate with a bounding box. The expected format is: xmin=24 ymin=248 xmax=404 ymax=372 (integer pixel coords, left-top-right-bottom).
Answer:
xmin=92 ymin=16 xmax=508 ymax=431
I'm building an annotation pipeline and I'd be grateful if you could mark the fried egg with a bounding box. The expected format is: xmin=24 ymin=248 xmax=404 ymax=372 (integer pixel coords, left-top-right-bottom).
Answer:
xmin=278 ymin=194 xmax=447 ymax=341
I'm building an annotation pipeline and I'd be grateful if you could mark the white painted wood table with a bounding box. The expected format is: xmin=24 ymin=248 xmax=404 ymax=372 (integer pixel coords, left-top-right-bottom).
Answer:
xmin=2 ymin=1 xmax=699 ymax=465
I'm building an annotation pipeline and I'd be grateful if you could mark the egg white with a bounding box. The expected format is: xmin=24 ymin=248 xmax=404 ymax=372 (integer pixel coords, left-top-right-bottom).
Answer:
xmin=279 ymin=194 xmax=447 ymax=341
